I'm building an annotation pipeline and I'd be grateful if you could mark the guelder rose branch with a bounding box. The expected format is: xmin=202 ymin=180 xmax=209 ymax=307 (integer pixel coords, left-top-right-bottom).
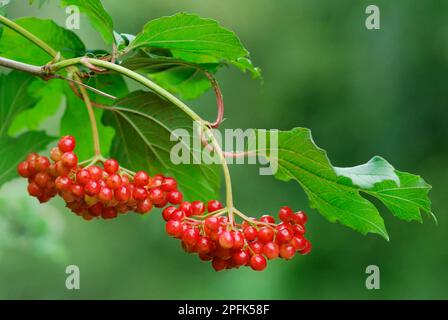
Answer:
xmin=1 ymin=14 xmax=312 ymax=272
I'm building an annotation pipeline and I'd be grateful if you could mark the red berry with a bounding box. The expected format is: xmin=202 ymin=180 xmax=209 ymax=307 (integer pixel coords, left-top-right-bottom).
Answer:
xmin=27 ymin=182 xmax=42 ymax=197
xmin=276 ymin=228 xmax=293 ymax=243
xmin=232 ymin=250 xmax=249 ymax=266
xmin=179 ymin=201 xmax=192 ymax=216
xmin=291 ymin=236 xmax=307 ymax=251
xmin=207 ymin=200 xmax=223 ymax=213
xmin=250 ymin=254 xmax=267 ymax=271
xmin=17 ymin=161 xmax=30 ymax=177
xmin=300 ymin=240 xmax=312 ymax=255
xmin=219 ymin=231 xmax=234 ymax=249
xmin=133 ymin=186 xmax=148 ymax=201
xmin=148 ymin=187 xmax=164 ymax=204
xmin=87 ymin=166 xmax=103 ymax=180
xmin=278 ymin=206 xmax=293 ymax=222
xmin=293 ymin=211 xmax=308 ymax=225
xmin=167 ymin=190 xmax=183 ymax=205
xmin=260 ymin=215 xmax=275 ymax=224
xmin=106 ymin=174 xmax=122 ymax=189
xmin=104 ymin=159 xmax=119 ymax=174
xmin=166 ymin=220 xmax=183 ymax=238
xmin=182 ymin=228 xmax=200 ymax=246
xmin=204 ymin=216 xmax=219 ymax=231
xmin=169 ymin=209 xmax=185 ymax=221
xmin=243 ymin=226 xmax=257 ymax=241
xmin=197 ymin=236 xmax=212 ymax=254
xmin=34 ymin=172 xmax=50 ymax=188
xmin=102 ymin=207 xmax=118 ymax=219
xmin=55 ymin=176 xmax=72 ymax=191
xmin=212 ymin=257 xmax=227 ymax=272
xmin=58 ymin=135 xmax=76 ymax=152
xmin=137 ymin=199 xmax=153 ymax=214
xmin=84 ymin=180 xmax=101 ymax=196
xmin=76 ymin=169 xmax=90 ymax=185
xmin=162 ymin=206 xmax=177 ymax=221
xmin=257 ymin=227 xmax=274 ymax=243
xmin=61 ymin=152 xmax=78 ymax=168
xmin=191 ymin=201 xmax=205 ymax=216
xmin=232 ymin=231 xmax=245 ymax=250
xmin=134 ymin=171 xmax=149 ymax=187
xmin=161 ymin=177 xmax=177 ymax=192
xmin=279 ymin=244 xmax=295 ymax=260
xmin=114 ymin=185 xmax=131 ymax=202
xmin=263 ymin=242 xmax=279 ymax=260
xmin=249 ymin=241 xmax=264 ymax=254
xmin=98 ymin=187 xmax=113 ymax=202
xmin=292 ymin=224 xmax=305 ymax=236
xmin=35 ymin=156 xmax=50 ymax=172
xmin=71 ymin=184 xmax=84 ymax=198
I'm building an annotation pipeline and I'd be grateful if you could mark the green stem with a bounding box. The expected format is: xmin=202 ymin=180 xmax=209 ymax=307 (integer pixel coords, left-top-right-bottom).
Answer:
xmin=52 ymin=57 xmax=235 ymax=220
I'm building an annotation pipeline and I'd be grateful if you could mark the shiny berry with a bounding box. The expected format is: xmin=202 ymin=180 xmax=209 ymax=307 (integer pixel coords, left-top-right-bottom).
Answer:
xmin=257 ymin=227 xmax=274 ymax=243
xmin=207 ymin=200 xmax=223 ymax=213
xmin=250 ymin=254 xmax=267 ymax=271
xmin=76 ymin=169 xmax=90 ymax=185
xmin=61 ymin=152 xmax=78 ymax=168
xmin=17 ymin=161 xmax=30 ymax=177
xmin=263 ymin=242 xmax=279 ymax=260
xmin=243 ymin=226 xmax=257 ymax=241
xmin=84 ymin=180 xmax=101 ymax=196
xmin=191 ymin=201 xmax=205 ymax=216
xmin=87 ymin=166 xmax=103 ymax=180
xmin=104 ymin=159 xmax=119 ymax=174
xmin=276 ymin=228 xmax=293 ymax=243
xmin=278 ymin=206 xmax=293 ymax=222
xmin=218 ymin=231 xmax=234 ymax=249
xmin=58 ymin=135 xmax=76 ymax=152
xmin=134 ymin=171 xmax=149 ymax=187
xmin=136 ymin=199 xmax=153 ymax=213
xmin=167 ymin=190 xmax=183 ymax=205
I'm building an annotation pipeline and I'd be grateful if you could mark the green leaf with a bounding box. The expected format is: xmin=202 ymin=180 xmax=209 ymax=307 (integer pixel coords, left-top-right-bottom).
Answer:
xmin=60 ymin=74 xmax=128 ymax=160
xmin=129 ymin=13 xmax=260 ymax=78
xmin=0 ymin=71 xmax=56 ymax=187
xmin=254 ymin=128 xmax=434 ymax=240
xmin=0 ymin=71 xmax=38 ymax=135
xmin=0 ymin=17 xmax=85 ymax=65
xmin=8 ymin=79 xmax=64 ymax=135
xmin=102 ymin=91 xmax=220 ymax=202
xmin=122 ymin=51 xmax=219 ymax=100
xmin=334 ymin=156 xmax=400 ymax=189
xmin=61 ymin=0 xmax=114 ymax=44
xmin=0 ymin=132 xmax=55 ymax=186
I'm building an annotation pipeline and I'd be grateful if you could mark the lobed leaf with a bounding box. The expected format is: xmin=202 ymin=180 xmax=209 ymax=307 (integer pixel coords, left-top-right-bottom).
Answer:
xmin=252 ymin=128 xmax=434 ymax=240
xmin=128 ymin=13 xmax=260 ymax=79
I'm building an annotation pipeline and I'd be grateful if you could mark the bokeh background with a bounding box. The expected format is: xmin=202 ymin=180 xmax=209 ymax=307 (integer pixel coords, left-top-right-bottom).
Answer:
xmin=0 ymin=0 xmax=447 ymax=299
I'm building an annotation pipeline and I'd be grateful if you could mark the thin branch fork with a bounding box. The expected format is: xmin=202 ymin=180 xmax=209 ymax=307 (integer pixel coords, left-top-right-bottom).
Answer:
xmin=0 ymin=56 xmax=117 ymax=100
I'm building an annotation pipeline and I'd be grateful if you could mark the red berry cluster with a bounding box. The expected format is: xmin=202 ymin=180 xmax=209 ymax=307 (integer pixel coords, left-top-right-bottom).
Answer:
xmin=163 ymin=202 xmax=311 ymax=271
xmin=17 ymin=136 xmax=183 ymax=220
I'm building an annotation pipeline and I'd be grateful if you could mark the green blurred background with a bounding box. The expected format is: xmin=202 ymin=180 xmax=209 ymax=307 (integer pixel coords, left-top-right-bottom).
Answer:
xmin=0 ymin=0 xmax=447 ymax=299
